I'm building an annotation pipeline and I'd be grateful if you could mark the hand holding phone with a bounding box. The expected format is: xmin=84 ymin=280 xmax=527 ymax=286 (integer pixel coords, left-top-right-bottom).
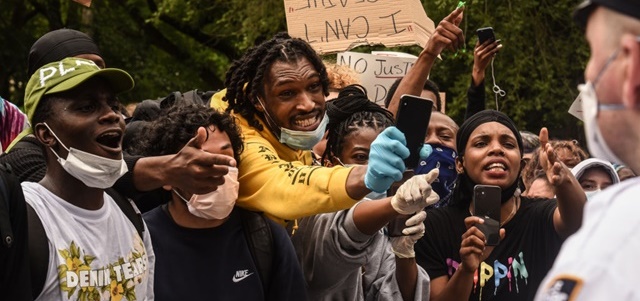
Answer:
xmin=387 ymin=170 xmax=416 ymax=237
xmin=396 ymin=95 xmax=433 ymax=169
xmin=477 ymin=27 xmax=496 ymax=44
xmin=472 ymin=185 xmax=501 ymax=246
xmin=389 ymin=211 xmax=427 ymax=258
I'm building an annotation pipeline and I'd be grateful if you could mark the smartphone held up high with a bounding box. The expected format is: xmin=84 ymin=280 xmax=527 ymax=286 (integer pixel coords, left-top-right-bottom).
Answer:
xmin=476 ymin=27 xmax=496 ymax=44
xmin=395 ymin=94 xmax=433 ymax=169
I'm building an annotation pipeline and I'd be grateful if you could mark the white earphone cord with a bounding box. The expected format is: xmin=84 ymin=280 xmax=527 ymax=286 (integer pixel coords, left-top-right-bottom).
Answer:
xmin=491 ymin=57 xmax=506 ymax=110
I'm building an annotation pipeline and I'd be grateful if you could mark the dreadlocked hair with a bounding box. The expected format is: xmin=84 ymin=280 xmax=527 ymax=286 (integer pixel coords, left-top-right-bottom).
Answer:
xmin=223 ymin=32 xmax=330 ymax=131
xmin=321 ymin=84 xmax=395 ymax=163
xmin=129 ymin=104 xmax=244 ymax=163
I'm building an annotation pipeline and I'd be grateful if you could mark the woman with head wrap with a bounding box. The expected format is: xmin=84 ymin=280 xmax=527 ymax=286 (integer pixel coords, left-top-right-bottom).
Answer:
xmin=414 ymin=110 xmax=586 ymax=301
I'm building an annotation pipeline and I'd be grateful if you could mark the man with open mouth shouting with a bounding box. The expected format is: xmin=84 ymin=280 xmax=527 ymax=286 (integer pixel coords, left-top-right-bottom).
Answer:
xmin=21 ymin=58 xmax=154 ymax=301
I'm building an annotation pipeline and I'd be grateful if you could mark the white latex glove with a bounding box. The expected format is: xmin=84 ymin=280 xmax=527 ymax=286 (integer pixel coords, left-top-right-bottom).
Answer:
xmin=391 ymin=211 xmax=427 ymax=258
xmin=390 ymin=168 xmax=440 ymax=215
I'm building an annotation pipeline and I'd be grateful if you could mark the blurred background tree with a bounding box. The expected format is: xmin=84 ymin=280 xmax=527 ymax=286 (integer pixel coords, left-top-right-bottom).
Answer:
xmin=420 ymin=0 xmax=588 ymax=139
xmin=0 ymin=0 xmax=587 ymax=139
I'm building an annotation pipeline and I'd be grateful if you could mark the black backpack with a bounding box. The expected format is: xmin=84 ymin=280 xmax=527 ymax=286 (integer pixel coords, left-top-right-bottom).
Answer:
xmin=158 ymin=89 xmax=215 ymax=109
xmin=0 ymin=163 xmax=31 ymax=301
xmin=238 ymin=208 xmax=274 ymax=295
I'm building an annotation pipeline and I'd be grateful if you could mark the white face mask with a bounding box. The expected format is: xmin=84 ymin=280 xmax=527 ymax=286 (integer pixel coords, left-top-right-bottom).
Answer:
xmin=584 ymin=189 xmax=601 ymax=201
xmin=279 ymin=113 xmax=329 ymax=150
xmin=255 ymin=97 xmax=328 ymax=150
xmin=579 ymin=82 xmax=625 ymax=164
xmin=579 ymin=49 xmax=626 ymax=164
xmin=44 ymin=123 xmax=128 ymax=189
xmin=174 ymin=167 xmax=239 ymax=220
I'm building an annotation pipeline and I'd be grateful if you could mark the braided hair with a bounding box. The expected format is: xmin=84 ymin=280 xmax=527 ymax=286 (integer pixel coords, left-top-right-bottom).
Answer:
xmin=223 ymin=32 xmax=330 ymax=131
xmin=321 ymin=84 xmax=395 ymax=164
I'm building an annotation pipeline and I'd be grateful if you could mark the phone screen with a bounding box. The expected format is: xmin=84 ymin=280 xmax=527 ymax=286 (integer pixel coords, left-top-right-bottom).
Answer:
xmin=473 ymin=185 xmax=501 ymax=246
xmin=396 ymin=95 xmax=433 ymax=169
xmin=477 ymin=27 xmax=496 ymax=44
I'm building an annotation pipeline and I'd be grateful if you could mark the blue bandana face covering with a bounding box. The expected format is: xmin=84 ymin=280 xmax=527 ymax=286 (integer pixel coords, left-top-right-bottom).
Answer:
xmin=415 ymin=144 xmax=458 ymax=205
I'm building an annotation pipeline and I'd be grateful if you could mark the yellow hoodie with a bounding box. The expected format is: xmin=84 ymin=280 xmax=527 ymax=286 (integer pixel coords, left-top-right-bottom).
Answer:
xmin=211 ymin=90 xmax=358 ymax=225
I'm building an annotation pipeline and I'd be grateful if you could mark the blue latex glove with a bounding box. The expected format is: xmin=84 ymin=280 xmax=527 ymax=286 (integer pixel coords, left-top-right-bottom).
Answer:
xmin=365 ymin=127 xmax=410 ymax=193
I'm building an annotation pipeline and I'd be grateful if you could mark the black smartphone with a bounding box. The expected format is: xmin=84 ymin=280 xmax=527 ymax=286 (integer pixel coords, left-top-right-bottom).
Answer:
xmin=396 ymin=95 xmax=433 ymax=169
xmin=387 ymin=213 xmax=411 ymax=237
xmin=477 ymin=27 xmax=496 ymax=44
xmin=473 ymin=185 xmax=501 ymax=246
xmin=387 ymin=170 xmax=415 ymax=237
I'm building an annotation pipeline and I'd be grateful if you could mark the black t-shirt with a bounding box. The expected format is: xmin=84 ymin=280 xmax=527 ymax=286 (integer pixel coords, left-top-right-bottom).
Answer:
xmin=143 ymin=206 xmax=308 ymax=301
xmin=416 ymin=197 xmax=562 ymax=301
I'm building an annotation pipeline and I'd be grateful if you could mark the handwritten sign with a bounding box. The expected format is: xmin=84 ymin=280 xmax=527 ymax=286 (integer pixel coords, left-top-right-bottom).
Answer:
xmin=285 ymin=0 xmax=435 ymax=54
xmin=337 ymin=51 xmax=418 ymax=106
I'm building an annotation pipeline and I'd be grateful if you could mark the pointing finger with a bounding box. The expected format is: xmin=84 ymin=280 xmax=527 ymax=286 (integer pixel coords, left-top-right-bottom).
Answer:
xmin=444 ymin=6 xmax=465 ymax=24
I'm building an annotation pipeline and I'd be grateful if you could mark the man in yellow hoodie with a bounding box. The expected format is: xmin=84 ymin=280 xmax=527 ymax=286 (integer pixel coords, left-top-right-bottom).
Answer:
xmin=212 ymin=32 xmax=416 ymax=225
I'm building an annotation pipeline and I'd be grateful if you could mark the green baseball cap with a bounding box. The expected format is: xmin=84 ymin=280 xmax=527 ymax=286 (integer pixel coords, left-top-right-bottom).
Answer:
xmin=24 ymin=57 xmax=134 ymax=124
xmin=6 ymin=57 xmax=134 ymax=151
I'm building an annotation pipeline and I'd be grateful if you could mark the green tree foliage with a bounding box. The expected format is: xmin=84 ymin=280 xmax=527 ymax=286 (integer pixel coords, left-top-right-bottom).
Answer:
xmin=0 ymin=0 xmax=285 ymax=105
xmin=420 ymin=0 xmax=589 ymax=138
xmin=0 ymin=0 xmax=588 ymax=138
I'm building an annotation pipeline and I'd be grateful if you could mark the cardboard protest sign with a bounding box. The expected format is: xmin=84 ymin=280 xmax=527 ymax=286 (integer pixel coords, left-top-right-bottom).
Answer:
xmin=284 ymin=0 xmax=435 ymax=54
xmin=337 ymin=51 xmax=417 ymax=106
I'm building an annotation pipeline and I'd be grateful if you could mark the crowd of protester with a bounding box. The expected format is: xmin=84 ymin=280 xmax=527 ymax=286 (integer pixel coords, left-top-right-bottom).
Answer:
xmin=0 ymin=0 xmax=639 ymax=300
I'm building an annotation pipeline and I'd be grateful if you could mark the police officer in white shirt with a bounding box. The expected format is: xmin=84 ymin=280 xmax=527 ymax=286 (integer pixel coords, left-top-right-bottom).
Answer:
xmin=536 ymin=1 xmax=640 ymax=300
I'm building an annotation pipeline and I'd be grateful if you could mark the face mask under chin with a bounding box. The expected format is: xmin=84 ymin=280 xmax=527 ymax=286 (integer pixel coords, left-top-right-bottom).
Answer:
xmin=255 ymin=97 xmax=328 ymax=150
xmin=43 ymin=122 xmax=128 ymax=189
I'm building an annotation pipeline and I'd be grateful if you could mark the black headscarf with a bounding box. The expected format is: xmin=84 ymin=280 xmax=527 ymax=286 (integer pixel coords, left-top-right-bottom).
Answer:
xmin=450 ymin=110 xmax=524 ymax=207
xmin=28 ymin=29 xmax=102 ymax=76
